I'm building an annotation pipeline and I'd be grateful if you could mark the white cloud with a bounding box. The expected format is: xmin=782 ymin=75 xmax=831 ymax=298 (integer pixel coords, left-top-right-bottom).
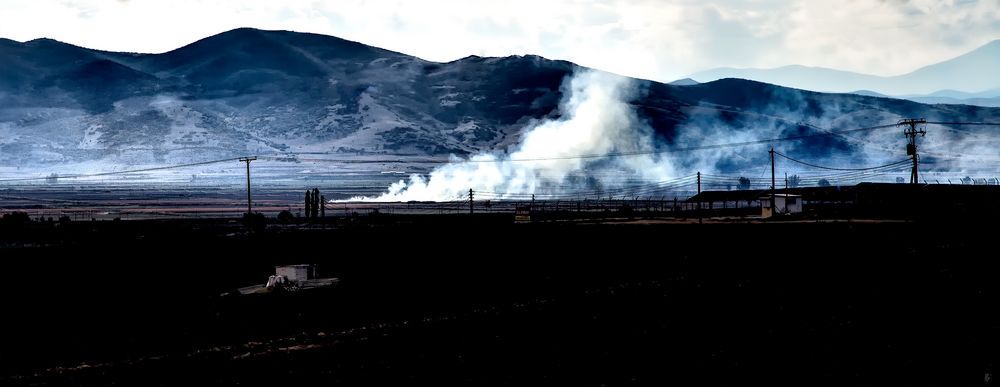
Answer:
xmin=782 ymin=0 xmax=1000 ymax=76
xmin=0 ymin=0 xmax=998 ymax=81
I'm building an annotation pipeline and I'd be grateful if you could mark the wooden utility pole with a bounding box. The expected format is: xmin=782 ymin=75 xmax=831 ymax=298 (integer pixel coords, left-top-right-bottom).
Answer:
xmin=305 ymin=190 xmax=312 ymax=217
xmin=468 ymin=189 xmax=474 ymax=214
xmin=769 ymin=147 xmax=776 ymax=216
xmin=312 ymin=188 xmax=320 ymax=218
xmin=898 ymin=118 xmax=927 ymax=184
xmin=239 ymin=157 xmax=257 ymax=214
xmin=696 ymin=171 xmax=702 ymax=223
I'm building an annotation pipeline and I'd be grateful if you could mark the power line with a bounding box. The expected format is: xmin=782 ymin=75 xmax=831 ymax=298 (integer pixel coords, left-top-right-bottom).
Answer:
xmin=701 ymin=160 xmax=910 ymax=185
xmin=773 ymin=151 xmax=911 ymax=171
xmin=926 ymin=121 xmax=1000 ymax=126
xmin=472 ymin=175 xmax=698 ymax=200
xmin=258 ymin=156 xmax=421 ymax=164
xmin=257 ymin=123 xmax=901 ymax=165
xmin=4 ymin=121 xmax=997 ymax=185
xmin=0 ymin=157 xmax=244 ymax=183
xmin=471 ymin=122 xmax=899 ymax=161
xmin=272 ymin=121 xmax=1000 ymax=166
xmin=474 ymin=184 xmax=696 ymax=200
xmin=52 ymin=120 xmax=984 ymax=177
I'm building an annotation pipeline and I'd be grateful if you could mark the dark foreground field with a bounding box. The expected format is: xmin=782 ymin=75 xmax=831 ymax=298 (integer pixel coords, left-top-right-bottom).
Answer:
xmin=1 ymin=216 xmax=998 ymax=386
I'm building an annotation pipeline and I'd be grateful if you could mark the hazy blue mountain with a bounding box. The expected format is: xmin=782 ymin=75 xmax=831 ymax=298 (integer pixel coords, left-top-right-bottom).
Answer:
xmin=691 ymin=40 xmax=1000 ymax=97
xmin=848 ymin=90 xmax=890 ymax=98
xmin=902 ymin=96 xmax=1000 ymax=108
xmin=917 ymin=89 xmax=1000 ymax=99
xmin=668 ymin=78 xmax=700 ymax=86
xmin=896 ymin=88 xmax=1000 ymax=107
xmin=1 ymin=28 xmax=998 ymax=174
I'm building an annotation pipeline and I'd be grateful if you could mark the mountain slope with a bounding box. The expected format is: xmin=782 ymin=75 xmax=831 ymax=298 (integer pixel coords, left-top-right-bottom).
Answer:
xmin=691 ymin=40 xmax=1000 ymax=96
xmin=901 ymin=40 xmax=1000 ymax=94
xmin=1 ymin=28 xmax=998 ymax=175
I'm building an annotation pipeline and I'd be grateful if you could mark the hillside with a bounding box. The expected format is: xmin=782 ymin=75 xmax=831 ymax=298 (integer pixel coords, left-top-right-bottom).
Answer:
xmin=1 ymin=28 xmax=999 ymax=175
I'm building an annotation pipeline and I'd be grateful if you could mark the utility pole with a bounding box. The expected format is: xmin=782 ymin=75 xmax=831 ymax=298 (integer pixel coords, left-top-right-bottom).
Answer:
xmin=239 ymin=156 xmax=257 ymax=215
xmin=898 ymin=118 xmax=927 ymax=184
xmin=784 ymin=172 xmax=788 ymax=189
xmin=769 ymin=147 xmax=776 ymax=216
xmin=468 ymin=188 xmax=474 ymax=215
xmin=696 ymin=171 xmax=702 ymax=223
xmin=304 ymin=190 xmax=312 ymax=218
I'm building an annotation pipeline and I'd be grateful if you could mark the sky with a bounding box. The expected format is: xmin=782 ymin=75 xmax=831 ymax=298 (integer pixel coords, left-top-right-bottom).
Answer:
xmin=1 ymin=0 xmax=998 ymax=82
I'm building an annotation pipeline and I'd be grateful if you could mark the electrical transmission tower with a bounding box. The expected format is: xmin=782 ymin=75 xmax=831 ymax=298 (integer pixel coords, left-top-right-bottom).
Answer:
xmin=239 ymin=157 xmax=257 ymax=214
xmin=897 ymin=119 xmax=926 ymax=184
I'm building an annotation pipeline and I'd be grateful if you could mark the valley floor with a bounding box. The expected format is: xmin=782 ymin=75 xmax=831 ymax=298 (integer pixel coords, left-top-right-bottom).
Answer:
xmin=0 ymin=218 xmax=997 ymax=385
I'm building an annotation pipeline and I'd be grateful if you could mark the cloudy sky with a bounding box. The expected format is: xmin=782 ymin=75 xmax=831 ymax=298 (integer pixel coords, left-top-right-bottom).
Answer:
xmin=1 ymin=0 xmax=998 ymax=82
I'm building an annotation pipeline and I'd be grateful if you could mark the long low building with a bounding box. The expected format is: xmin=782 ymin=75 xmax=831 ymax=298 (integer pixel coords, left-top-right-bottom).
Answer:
xmin=686 ymin=183 xmax=1000 ymax=218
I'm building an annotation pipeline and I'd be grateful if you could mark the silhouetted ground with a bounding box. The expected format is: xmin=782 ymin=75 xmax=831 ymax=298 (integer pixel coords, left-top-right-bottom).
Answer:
xmin=1 ymin=217 xmax=998 ymax=386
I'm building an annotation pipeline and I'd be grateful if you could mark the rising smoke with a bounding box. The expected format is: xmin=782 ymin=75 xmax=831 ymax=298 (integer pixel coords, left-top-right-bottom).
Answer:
xmin=353 ymin=70 xmax=679 ymax=201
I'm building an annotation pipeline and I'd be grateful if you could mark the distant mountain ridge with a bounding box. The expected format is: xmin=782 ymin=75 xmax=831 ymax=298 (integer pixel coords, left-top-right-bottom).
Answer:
xmin=668 ymin=78 xmax=700 ymax=86
xmin=1 ymin=28 xmax=999 ymax=175
xmin=691 ymin=40 xmax=1000 ymax=99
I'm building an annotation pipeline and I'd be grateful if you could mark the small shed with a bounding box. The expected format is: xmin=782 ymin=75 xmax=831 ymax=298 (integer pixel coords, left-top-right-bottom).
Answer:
xmin=275 ymin=264 xmax=313 ymax=282
xmin=761 ymin=194 xmax=803 ymax=217
xmin=514 ymin=206 xmax=531 ymax=222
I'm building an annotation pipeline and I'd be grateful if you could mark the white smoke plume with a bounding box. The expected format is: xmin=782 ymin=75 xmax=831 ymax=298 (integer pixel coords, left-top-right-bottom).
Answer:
xmin=352 ymin=70 xmax=679 ymax=202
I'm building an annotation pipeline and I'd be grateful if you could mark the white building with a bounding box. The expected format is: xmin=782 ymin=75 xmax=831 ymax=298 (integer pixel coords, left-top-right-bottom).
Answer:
xmin=761 ymin=194 xmax=803 ymax=218
xmin=275 ymin=264 xmax=313 ymax=282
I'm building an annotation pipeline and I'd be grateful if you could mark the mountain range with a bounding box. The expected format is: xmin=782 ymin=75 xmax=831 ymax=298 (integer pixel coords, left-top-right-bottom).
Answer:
xmin=1 ymin=28 xmax=998 ymax=175
xmin=690 ymin=40 xmax=1000 ymax=106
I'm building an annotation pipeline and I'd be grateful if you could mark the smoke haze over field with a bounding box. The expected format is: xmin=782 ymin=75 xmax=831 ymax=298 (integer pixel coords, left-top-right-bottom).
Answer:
xmin=355 ymin=70 xmax=678 ymax=201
